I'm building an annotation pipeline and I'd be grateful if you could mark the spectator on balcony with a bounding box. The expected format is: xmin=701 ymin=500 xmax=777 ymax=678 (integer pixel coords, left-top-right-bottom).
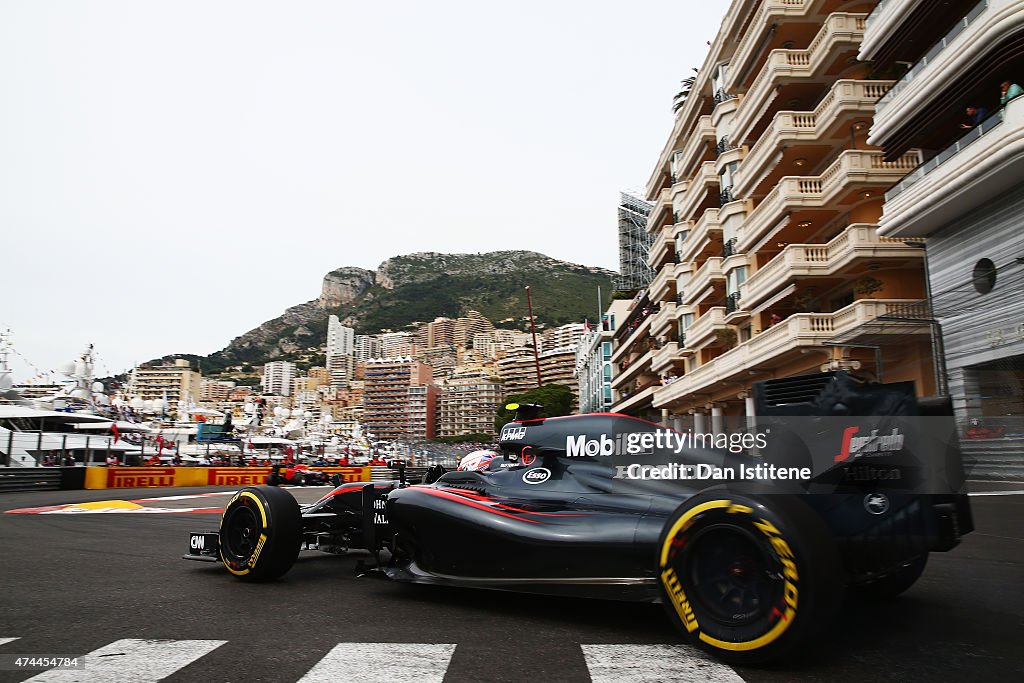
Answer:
xmin=768 ymin=313 xmax=782 ymax=327
xmin=960 ymin=105 xmax=989 ymax=129
xmin=1000 ymin=81 xmax=1023 ymax=106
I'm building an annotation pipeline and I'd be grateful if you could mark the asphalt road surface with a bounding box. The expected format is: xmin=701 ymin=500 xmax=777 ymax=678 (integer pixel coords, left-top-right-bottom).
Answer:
xmin=0 ymin=482 xmax=1022 ymax=682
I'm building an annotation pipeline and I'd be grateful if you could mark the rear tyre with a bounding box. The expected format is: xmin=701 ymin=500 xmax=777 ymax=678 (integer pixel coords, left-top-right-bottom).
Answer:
xmin=657 ymin=489 xmax=844 ymax=664
xmin=850 ymin=554 xmax=927 ymax=599
xmin=331 ymin=473 xmax=342 ymax=487
xmin=266 ymin=472 xmax=280 ymax=486
xmin=293 ymin=473 xmax=305 ymax=486
xmin=219 ymin=486 xmax=301 ymax=581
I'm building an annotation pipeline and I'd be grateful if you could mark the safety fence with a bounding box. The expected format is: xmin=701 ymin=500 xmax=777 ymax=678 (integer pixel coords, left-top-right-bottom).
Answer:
xmin=0 ymin=467 xmax=84 ymax=492
xmin=83 ymin=466 xmax=372 ymax=490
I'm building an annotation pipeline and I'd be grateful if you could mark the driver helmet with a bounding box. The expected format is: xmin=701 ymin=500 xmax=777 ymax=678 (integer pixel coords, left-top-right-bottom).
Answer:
xmin=458 ymin=449 xmax=499 ymax=472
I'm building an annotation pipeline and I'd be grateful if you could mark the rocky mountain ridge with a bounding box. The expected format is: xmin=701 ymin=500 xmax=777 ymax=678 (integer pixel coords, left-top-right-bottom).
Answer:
xmin=197 ymin=251 xmax=615 ymax=372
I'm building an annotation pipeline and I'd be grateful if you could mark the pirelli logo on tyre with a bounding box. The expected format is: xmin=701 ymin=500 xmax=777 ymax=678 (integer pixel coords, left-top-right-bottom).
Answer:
xmin=221 ymin=491 xmax=270 ymax=576
xmin=660 ymin=566 xmax=698 ymax=632
xmin=658 ymin=498 xmax=801 ymax=653
xmin=247 ymin=534 xmax=267 ymax=569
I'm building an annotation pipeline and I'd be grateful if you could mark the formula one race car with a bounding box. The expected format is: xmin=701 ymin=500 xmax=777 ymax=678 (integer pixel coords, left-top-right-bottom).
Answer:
xmin=184 ymin=373 xmax=973 ymax=664
xmin=265 ymin=463 xmax=340 ymax=487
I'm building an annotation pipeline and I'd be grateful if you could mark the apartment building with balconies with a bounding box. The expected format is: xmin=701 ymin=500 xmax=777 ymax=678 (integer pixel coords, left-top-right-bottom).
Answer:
xmin=863 ymin=0 xmax=1024 ymax=425
xmin=362 ymin=358 xmax=434 ymax=441
xmin=438 ymin=374 xmax=505 ymax=438
xmin=131 ymin=359 xmax=202 ymax=416
xmin=612 ymin=0 xmax=937 ymax=427
xmin=261 ymin=361 xmax=296 ymax=397
xmin=354 ymin=335 xmax=382 ymax=362
xmin=407 ymin=384 xmax=438 ymax=440
xmin=199 ymin=378 xmax=235 ymax=403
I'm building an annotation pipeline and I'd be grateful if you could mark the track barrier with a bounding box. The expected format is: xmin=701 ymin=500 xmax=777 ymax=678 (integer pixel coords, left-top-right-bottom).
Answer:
xmin=82 ymin=466 xmax=372 ymax=490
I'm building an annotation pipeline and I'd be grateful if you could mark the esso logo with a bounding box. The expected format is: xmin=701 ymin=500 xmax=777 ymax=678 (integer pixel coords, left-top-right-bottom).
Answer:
xmin=522 ymin=468 xmax=551 ymax=485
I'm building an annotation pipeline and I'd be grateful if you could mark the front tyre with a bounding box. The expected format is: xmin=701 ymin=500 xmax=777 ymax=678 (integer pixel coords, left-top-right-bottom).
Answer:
xmin=657 ymin=489 xmax=843 ymax=664
xmin=219 ymin=486 xmax=301 ymax=581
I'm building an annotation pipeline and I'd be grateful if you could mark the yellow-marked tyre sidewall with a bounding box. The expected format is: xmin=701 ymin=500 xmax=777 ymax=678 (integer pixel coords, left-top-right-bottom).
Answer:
xmin=219 ymin=486 xmax=301 ymax=581
xmin=657 ymin=490 xmax=842 ymax=664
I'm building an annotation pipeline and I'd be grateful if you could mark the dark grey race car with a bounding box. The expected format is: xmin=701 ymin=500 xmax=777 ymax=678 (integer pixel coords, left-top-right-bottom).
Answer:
xmin=185 ymin=372 xmax=972 ymax=664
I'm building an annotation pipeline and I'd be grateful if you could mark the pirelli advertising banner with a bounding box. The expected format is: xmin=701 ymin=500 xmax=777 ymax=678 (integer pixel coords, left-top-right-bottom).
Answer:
xmin=84 ymin=466 xmax=371 ymax=490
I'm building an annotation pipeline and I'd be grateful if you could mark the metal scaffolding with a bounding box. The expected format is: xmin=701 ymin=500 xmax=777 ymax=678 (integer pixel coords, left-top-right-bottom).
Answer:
xmin=614 ymin=192 xmax=655 ymax=292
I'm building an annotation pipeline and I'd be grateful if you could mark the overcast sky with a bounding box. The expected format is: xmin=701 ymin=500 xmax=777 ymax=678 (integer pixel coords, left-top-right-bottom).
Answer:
xmin=1 ymin=0 xmax=728 ymax=381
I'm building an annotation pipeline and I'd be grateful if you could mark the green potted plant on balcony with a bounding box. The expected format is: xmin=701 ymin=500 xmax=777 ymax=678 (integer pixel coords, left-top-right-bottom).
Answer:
xmin=715 ymin=328 xmax=738 ymax=349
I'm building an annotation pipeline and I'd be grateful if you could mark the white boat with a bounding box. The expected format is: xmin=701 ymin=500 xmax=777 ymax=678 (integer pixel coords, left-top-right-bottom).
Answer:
xmin=0 ymin=334 xmax=142 ymax=466
xmin=0 ymin=405 xmax=141 ymax=467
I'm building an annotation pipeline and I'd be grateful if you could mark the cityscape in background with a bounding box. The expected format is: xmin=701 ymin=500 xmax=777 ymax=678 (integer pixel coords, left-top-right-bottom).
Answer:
xmin=3 ymin=0 xmax=1023 ymax=471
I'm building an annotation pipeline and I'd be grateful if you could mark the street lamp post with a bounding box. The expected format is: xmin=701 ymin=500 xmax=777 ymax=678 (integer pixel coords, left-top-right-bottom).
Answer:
xmin=526 ymin=286 xmax=543 ymax=388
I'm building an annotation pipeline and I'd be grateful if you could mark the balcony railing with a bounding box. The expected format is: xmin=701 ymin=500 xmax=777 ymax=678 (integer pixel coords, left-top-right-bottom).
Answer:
xmin=650 ymin=301 xmax=678 ymax=337
xmin=613 ymin=384 xmax=658 ymax=413
xmin=653 ymin=299 xmax=921 ymax=408
xmin=737 ymin=150 xmax=920 ymax=252
xmin=647 ymin=224 xmax=676 ymax=269
xmin=612 ymin=349 xmax=656 ymax=389
xmin=670 ymin=116 xmax=715 ymax=187
xmin=727 ymin=0 xmax=810 ymax=92
xmin=732 ymin=13 xmax=867 ymax=143
xmin=713 ymin=88 xmax=737 ymax=105
xmin=680 ymin=306 xmax=727 ymax=349
xmin=719 ymin=186 xmax=736 ymax=206
xmin=678 ymin=208 xmax=721 ymax=265
xmin=649 ymin=263 xmax=683 ymax=303
xmin=879 ymin=95 xmax=1024 ymax=237
xmin=682 ymin=257 xmax=725 ymax=306
xmin=865 ymin=0 xmax=895 ymax=27
xmin=740 ymin=224 xmax=921 ymax=308
xmin=651 ymin=341 xmax=681 ymax=374
xmin=611 ymin=306 xmax=657 ymax=361
xmin=875 ymin=1 xmax=989 ymax=112
xmin=735 ymin=79 xmax=894 ymax=197
xmin=674 ymin=161 xmax=719 ymax=224
xmin=722 ymin=237 xmax=738 ymax=258
xmin=886 ymin=109 xmax=1005 ymax=202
